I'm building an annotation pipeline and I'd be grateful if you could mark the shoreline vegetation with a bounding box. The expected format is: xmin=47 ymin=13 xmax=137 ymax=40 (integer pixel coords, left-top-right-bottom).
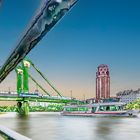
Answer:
xmin=0 ymin=99 xmax=140 ymax=113
xmin=126 ymin=99 xmax=140 ymax=110
xmin=0 ymin=104 xmax=64 ymax=112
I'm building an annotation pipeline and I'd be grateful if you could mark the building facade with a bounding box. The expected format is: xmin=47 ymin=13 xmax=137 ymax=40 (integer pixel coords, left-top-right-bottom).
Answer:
xmin=96 ymin=64 xmax=110 ymax=100
xmin=116 ymin=89 xmax=140 ymax=103
xmin=85 ymin=97 xmax=119 ymax=104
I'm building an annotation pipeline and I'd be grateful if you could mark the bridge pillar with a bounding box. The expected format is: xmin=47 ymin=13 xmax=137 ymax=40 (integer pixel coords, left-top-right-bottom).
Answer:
xmin=17 ymin=101 xmax=29 ymax=116
xmin=15 ymin=67 xmax=23 ymax=94
xmin=22 ymin=60 xmax=31 ymax=93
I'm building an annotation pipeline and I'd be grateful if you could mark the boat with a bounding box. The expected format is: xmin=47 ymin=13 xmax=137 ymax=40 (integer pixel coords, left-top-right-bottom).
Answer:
xmin=61 ymin=102 xmax=138 ymax=117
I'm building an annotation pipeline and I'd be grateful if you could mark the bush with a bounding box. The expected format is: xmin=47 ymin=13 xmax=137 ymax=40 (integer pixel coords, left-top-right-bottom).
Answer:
xmin=126 ymin=99 xmax=140 ymax=109
xmin=0 ymin=103 xmax=64 ymax=112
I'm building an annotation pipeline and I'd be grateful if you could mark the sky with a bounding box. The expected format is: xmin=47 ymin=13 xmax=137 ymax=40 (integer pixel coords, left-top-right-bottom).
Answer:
xmin=0 ymin=0 xmax=140 ymax=99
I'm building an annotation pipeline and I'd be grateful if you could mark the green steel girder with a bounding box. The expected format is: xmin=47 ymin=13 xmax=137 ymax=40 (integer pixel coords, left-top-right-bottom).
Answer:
xmin=28 ymin=60 xmax=63 ymax=97
xmin=22 ymin=60 xmax=30 ymax=93
xmin=0 ymin=96 xmax=80 ymax=104
xmin=15 ymin=66 xmax=23 ymax=94
xmin=29 ymin=74 xmax=51 ymax=96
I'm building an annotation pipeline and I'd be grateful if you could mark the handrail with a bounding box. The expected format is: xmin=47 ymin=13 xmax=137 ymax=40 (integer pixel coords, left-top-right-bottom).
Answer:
xmin=0 ymin=125 xmax=31 ymax=140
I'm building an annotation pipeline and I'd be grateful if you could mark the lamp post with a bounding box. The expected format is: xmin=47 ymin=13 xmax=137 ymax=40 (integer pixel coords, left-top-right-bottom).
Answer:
xmin=70 ymin=90 xmax=73 ymax=99
xmin=83 ymin=94 xmax=86 ymax=100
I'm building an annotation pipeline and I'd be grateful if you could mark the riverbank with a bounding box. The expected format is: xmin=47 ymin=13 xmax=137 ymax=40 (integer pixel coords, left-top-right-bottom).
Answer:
xmin=0 ymin=112 xmax=61 ymax=118
xmin=0 ymin=104 xmax=64 ymax=112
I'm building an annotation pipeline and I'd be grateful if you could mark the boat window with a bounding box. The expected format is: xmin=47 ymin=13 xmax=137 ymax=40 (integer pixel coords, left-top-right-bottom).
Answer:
xmin=92 ymin=107 xmax=96 ymax=113
xmin=99 ymin=105 xmax=120 ymax=111
xmin=110 ymin=106 xmax=117 ymax=111
xmin=78 ymin=107 xmax=88 ymax=111
xmin=71 ymin=108 xmax=78 ymax=111
xmin=72 ymin=108 xmax=78 ymax=111
xmin=106 ymin=106 xmax=110 ymax=111
xmin=65 ymin=108 xmax=78 ymax=112
xmin=118 ymin=106 xmax=123 ymax=110
xmin=110 ymin=105 xmax=123 ymax=111
xmin=65 ymin=108 xmax=71 ymax=111
xmin=99 ymin=106 xmax=106 ymax=111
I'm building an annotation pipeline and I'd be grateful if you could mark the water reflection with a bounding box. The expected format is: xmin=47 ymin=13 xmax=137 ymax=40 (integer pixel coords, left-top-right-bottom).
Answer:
xmin=94 ymin=118 xmax=121 ymax=140
xmin=15 ymin=116 xmax=31 ymax=137
xmin=0 ymin=113 xmax=140 ymax=140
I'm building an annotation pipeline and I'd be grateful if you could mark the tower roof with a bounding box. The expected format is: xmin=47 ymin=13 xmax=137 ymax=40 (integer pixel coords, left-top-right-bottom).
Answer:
xmin=98 ymin=64 xmax=108 ymax=68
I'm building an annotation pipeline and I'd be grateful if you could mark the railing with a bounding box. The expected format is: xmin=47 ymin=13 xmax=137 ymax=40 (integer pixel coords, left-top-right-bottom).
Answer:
xmin=0 ymin=125 xmax=31 ymax=140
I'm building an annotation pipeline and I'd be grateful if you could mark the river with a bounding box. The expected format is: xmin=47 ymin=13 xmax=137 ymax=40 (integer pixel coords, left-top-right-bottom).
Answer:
xmin=0 ymin=112 xmax=140 ymax=140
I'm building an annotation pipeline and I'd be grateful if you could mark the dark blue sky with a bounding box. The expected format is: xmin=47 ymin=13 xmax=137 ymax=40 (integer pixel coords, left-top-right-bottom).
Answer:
xmin=0 ymin=0 xmax=140 ymax=98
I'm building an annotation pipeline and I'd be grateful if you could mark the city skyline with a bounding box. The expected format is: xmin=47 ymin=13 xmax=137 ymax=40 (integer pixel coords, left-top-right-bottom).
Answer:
xmin=0 ymin=0 xmax=140 ymax=99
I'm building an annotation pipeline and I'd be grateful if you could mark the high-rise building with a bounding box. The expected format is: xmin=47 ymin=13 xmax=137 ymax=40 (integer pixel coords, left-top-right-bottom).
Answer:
xmin=96 ymin=64 xmax=110 ymax=100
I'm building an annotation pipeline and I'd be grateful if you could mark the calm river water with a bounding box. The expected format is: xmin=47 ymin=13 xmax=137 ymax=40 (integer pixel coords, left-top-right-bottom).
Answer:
xmin=0 ymin=112 xmax=140 ymax=140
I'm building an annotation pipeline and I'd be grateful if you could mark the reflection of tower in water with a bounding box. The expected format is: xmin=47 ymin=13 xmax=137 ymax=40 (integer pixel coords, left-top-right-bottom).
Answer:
xmin=96 ymin=64 xmax=110 ymax=100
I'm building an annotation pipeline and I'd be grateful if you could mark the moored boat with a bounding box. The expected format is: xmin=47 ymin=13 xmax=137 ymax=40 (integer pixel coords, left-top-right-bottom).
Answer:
xmin=61 ymin=102 xmax=138 ymax=117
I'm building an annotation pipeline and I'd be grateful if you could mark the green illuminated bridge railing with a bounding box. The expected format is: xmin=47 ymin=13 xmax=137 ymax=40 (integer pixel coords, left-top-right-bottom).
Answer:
xmin=0 ymin=93 xmax=81 ymax=104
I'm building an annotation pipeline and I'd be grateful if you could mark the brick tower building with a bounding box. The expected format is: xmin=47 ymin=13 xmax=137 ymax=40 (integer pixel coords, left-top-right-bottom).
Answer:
xmin=96 ymin=64 xmax=110 ymax=100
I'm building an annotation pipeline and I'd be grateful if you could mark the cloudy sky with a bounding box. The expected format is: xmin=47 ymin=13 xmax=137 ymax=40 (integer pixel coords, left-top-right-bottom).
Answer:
xmin=0 ymin=0 xmax=140 ymax=99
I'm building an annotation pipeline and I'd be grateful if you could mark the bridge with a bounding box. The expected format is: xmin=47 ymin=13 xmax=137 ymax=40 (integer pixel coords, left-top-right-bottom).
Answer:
xmin=0 ymin=92 xmax=78 ymax=103
xmin=0 ymin=0 xmax=80 ymax=115
xmin=0 ymin=59 xmax=78 ymax=104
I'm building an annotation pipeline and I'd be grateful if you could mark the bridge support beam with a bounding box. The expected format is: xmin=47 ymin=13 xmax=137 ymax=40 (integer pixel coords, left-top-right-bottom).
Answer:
xmin=15 ymin=67 xmax=23 ymax=94
xmin=22 ymin=60 xmax=31 ymax=93
xmin=17 ymin=101 xmax=29 ymax=116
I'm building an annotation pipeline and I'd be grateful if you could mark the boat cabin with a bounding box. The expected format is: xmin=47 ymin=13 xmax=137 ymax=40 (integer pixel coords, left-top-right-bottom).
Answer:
xmin=63 ymin=102 xmax=126 ymax=113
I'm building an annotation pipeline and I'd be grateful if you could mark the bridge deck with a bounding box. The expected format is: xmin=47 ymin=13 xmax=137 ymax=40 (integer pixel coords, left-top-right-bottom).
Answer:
xmin=0 ymin=94 xmax=80 ymax=103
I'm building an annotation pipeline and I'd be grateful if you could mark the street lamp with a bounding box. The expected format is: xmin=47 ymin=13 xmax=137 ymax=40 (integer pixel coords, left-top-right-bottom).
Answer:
xmin=70 ymin=90 xmax=73 ymax=99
